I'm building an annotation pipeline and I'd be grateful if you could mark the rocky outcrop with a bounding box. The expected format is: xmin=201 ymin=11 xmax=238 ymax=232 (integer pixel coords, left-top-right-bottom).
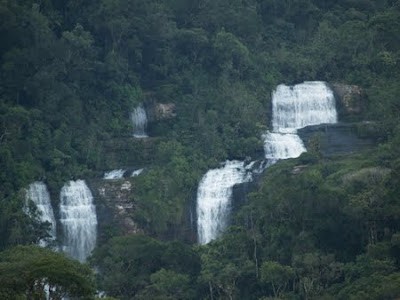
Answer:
xmin=298 ymin=122 xmax=376 ymax=157
xmin=330 ymin=83 xmax=366 ymax=118
xmin=291 ymin=165 xmax=308 ymax=175
xmin=89 ymin=179 xmax=142 ymax=237
xmin=145 ymin=102 xmax=177 ymax=122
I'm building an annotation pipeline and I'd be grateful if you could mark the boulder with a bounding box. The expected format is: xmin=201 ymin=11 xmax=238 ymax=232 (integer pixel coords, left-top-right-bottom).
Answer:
xmin=330 ymin=83 xmax=366 ymax=117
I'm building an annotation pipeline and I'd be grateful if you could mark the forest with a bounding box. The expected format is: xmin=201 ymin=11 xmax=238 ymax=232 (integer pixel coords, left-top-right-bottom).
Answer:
xmin=1 ymin=0 xmax=400 ymax=299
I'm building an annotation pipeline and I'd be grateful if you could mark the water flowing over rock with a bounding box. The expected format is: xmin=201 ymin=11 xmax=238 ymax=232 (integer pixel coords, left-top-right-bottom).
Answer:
xmin=131 ymin=168 xmax=144 ymax=177
xmin=272 ymin=81 xmax=337 ymax=133
xmin=196 ymin=82 xmax=339 ymax=245
xmin=263 ymin=132 xmax=306 ymax=160
xmin=264 ymin=81 xmax=338 ymax=160
xmin=104 ymin=169 xmax=126 ymax=179
xmin=59 ymin=180 xmax=97 ymax=262
xmin=131 ymin=103 xmax=148 ymax=138
xmin=25 ymin=182 xmax=56 ymax=247
xmin=197 ymin=161 xmax=253 ymax=244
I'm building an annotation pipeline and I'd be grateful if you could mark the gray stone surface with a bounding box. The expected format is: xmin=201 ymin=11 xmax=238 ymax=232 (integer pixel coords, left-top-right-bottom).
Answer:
xmin=330 ymin=83 xmax=366 ymax=118
xmin=298 ymin=122 xmax=376 ymax=156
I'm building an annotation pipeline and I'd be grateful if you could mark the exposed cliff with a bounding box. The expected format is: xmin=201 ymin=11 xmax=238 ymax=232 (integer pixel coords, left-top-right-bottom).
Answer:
xmin=331 ymin=83 xmax=366 ymax=120
xmin=298 ymin=122 xmax=377 ymax=157
xmin=88 ymin=179 xmax=143 ymax=241
xmin=144 ymin=99 xmax=177 ymax=123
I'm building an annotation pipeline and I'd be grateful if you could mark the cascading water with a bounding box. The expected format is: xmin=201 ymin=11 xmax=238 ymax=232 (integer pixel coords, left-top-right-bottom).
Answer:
xmin=196 ymin=81 xmax=338 ymax=245
xmin=59 ymin=180 xmax=97 ymax=262
xmin=197 ymin=161 xmax=253 ymax=244
xmin=264 ymin=81 xmax=337 ymax=160
xmin=272 ymin=81 xmax=337 ymax=132
xmin=131 ymin=103 xmax=148 ymax=138
xmin=131 ymin=168 xmax=144 ymax=177
xmin=104 ymin=169 xmax=126 ymax=179
xmin=263 ymin=132 xmax=306 ymax=161
xmin=25 ymin=182 xmax=57 ymax=247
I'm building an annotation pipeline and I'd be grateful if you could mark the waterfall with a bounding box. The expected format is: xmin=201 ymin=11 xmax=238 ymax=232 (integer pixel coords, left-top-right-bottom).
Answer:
xmin=196 ymin=81 xmax=338 ymax=245
xmin=104 ymin=169 xmax=126 ymax=179
xmin=197 ymin=161 xmax=253 ymax=244
xmin=264 ymin=81 xmax=337 ymax=160
xmin=131 ymin=168 xmax=144 ymax=177
xmin=59 ymin=180 xmax=97 ymax=262
xmin=263 ymin=132 xmax=306 ymax=160
xmin=272 ymin=81 xmax=337 ymax=133
xmin=25 ymin=182 xmax=56 ymax=247
xmin=131 ymin=104 xmax=148 ymax=138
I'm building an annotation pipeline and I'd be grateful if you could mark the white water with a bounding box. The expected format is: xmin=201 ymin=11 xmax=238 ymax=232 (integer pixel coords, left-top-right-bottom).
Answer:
xmin=104 ymin=169 xmax=125 ymax=179
xmin=272 ymin=81 xmax=337 ymax=133
xmin=196 ymin=81 xmax=338 ymax=245
xmin=263 ymin=132 xmax=306 ymax=160
xmin=131 ymin=168 xmax=144 ymax=177
xmin=264 ymin=81 xmax=337 ymax=160
xmin=25 ymin=182 xmax=57 ymax=246
xmin=59 ymin=180 xmax=97 ymax=262
xmin=197 ymin=161 xmax=252 ymax=244
xmin=131 ymin=104 xmax=148 ymax=138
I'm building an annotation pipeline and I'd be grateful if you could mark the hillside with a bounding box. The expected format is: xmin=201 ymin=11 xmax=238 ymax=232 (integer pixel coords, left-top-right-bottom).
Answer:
xmin=1 ymin=0 xmax=400 ymax=299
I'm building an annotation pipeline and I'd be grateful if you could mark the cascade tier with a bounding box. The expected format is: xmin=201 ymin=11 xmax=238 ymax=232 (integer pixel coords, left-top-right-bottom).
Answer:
xmin=131 ymin=103 xmax=148 ymax=138
xmin=60 ymin=180 xmax=97 ymax=262
xmin=197 ymin=161 xmax=252 ymax=244
xmin=26 ymin=182 xmax=57 ymax=247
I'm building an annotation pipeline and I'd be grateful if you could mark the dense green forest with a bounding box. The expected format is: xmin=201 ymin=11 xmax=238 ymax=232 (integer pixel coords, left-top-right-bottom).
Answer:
xmin=1 ymin=0 xmax=400 ymax=298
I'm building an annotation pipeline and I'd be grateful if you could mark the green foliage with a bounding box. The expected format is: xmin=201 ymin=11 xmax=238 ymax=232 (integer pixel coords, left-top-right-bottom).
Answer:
xmin=91 ymin=235 xmax=200 ymax=299
xmin=1 ymin=0 xmax=400 ymax=298
xmin=338 ymin=272 xmax=400 ymax=300
xmin=91 ymin=235 xmax=165 ymax=298
xmin=198 ymin=227 xmax=258 ymax=299
xmin=0 ymin=245 xmax=95 ymax=299
xmin=0 ymin=191 xmax=48 ymax=250
xmin=135 ymin=268 xmax=194 ymax=300
xmin=260 ymin=261 xmax=294 ymax=298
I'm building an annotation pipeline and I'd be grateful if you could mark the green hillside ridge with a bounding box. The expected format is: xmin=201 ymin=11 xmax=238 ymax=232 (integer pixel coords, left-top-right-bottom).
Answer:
xmin=1 ymin=0 xmax=400 ymax=298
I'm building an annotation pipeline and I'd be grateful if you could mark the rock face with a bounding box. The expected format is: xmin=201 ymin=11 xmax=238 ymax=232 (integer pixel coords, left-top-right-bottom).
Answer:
xmin=291 ymin=165 xmax=308 ymax=175
xmin=298 ymin=122 xmax=376 ymax=157
xmin=155 ymin=103 xmax=177 ymax=120
xmin=89 ymin=179 xmax=142 ymax=238
xmin=330 ymin=83 xmax=365 ymax=117
xmin=145 ymin=102 xmax=177 ymax=122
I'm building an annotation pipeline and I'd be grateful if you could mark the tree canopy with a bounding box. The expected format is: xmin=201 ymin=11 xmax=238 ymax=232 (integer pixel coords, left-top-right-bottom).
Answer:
xmin=0 ymin=245 xmax=95 ymax=299
xmin=1 ymin=0 xmax=400 ymax=298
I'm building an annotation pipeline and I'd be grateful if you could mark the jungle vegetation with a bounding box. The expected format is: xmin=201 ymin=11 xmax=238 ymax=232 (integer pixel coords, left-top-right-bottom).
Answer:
xmin=1 ymin=0 xmax=400 ymax=299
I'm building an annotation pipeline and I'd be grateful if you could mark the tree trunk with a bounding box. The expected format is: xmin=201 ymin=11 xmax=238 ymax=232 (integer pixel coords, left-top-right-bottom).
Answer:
xmin=209 ymin=281 xmax=214 ymax=300
xmin=250 ymin=213 xmax=259 ymax=278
